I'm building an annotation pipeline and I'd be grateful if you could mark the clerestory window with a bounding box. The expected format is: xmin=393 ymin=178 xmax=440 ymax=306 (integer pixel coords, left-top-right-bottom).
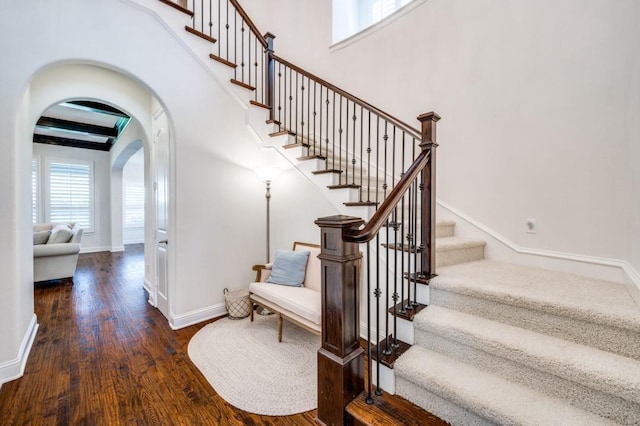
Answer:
xmin=333 ymin=0 xmax=415 ymax=44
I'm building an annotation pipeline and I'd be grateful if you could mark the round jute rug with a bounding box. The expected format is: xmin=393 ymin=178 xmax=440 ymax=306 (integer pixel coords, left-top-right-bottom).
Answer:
xmin=188 ymin=314 xmax=321 ymax=416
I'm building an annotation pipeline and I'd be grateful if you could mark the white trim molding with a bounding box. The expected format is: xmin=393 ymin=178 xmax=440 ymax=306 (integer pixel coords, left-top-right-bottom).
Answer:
xmin=169 ymin=303 xmax=227 ymax=330
xmin=0 ymin=314 xmax=38 ymax=388
xmin=437 ymin=199 xmax=640 ymax=307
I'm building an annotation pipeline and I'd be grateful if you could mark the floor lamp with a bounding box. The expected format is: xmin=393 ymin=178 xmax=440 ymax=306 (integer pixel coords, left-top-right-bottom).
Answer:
xmin=255 ymin=167 xmax=282 ymax=315
xmin=255 ymin=167 xmax=282 ymax=263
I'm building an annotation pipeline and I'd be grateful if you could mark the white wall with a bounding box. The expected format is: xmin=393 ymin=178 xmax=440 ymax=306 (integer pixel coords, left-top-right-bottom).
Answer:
xmin=0 ymin=0 xmax=340 ymax=382
xmin=243 ymin=0 xmax=640 ymax=281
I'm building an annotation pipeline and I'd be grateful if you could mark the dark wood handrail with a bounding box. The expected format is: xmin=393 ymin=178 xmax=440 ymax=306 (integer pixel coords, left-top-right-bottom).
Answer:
xmin=229 ymin=0 xmax=268 ymax=48
xmin=272 ymin=54 xmax=421 ymax=140
xmin=344 ymin=148 xmax=430 ymax=243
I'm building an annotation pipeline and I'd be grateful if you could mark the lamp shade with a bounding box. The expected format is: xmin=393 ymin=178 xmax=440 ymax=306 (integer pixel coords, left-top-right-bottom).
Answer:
xmin=255 ymin=167 xmax=283 ymax=182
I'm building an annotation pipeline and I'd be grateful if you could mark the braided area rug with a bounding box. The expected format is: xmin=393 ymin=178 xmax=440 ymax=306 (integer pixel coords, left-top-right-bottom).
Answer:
xmin=188 ymin=314 xmax=320 ymax=415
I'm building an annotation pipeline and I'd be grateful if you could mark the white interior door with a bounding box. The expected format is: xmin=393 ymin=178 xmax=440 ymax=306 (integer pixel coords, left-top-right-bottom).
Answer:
xmin=154 ymin=112 xmax=170 ymax=320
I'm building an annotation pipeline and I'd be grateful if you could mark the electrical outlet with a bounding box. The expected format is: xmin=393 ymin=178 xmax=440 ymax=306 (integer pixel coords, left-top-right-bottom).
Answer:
xmin=526 ymin=219 xmax=537 ymax=234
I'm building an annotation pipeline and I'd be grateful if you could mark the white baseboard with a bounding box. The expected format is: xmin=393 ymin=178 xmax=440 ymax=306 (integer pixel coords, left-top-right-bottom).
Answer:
xmin=169 ymin=303 xmax=227 ymax=330
xmin=437 ymin=199 xmax=640 ymax=306
xmin=110 ymin=246 xmax=125 ymax=253
xmin=123 ymin=239 xmax=144 ymax=245
xmin=0 ymin=314 xmax=38 ymax=388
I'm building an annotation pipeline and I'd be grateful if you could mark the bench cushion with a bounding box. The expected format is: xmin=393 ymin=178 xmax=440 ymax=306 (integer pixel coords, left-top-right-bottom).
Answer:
xmin=249 ymin=281 xmax=321 ymax=325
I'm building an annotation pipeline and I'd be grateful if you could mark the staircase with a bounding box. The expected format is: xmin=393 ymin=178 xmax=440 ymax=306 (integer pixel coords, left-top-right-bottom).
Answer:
xmin=155 ymin=1 xmax=640 ymax=424
xmin=384 ymin=222 xmax=640 ymax=425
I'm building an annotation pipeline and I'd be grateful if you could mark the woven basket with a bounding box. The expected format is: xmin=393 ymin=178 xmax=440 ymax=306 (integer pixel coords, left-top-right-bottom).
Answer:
xmin=224 ymin=288 xmax=251 ymax=319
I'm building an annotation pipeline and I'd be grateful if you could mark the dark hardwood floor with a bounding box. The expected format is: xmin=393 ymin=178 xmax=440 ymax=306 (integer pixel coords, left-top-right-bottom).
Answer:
xmin=0 ymin=245 xmax=317 ymax=425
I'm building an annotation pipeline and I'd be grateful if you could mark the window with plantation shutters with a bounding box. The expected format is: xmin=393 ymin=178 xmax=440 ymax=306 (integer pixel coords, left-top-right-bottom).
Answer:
xmin=124 ymin=184 xmax=145 ymax=228
xmin=32 ymin=158 xmax=39 ymax=223
xmin=47 ymin=160 xmax=93 ymax=232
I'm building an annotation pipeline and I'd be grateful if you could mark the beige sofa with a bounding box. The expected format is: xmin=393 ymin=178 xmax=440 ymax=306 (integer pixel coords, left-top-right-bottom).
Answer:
xmin=249 ymin=242 xmax=321 ymax=342
xmin=33 ymin=223 xmax=83 ymax=284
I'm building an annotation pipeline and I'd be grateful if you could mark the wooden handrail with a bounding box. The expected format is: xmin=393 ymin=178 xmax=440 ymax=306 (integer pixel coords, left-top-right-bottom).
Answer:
xmin=229 ymin=0 xmax=268 ymax=48
xmin=272 ymin=54 xmax=421 ymax=140
xmin=344 ymin=149 xmax=430 ymax=243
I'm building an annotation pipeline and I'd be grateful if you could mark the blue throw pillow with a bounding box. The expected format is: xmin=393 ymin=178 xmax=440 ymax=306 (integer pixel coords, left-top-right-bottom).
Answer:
xmin=266 ymin=250 xmax=311 ymax=287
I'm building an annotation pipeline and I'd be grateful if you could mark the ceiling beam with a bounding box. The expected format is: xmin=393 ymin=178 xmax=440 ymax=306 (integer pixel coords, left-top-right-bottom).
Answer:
xmin=33 ymin=134 xmax=114 ymax=151
xmin=36 ymin=116 xmax=119 ymax=138
xmin=62 ymin=100 xmax=129 ymax=119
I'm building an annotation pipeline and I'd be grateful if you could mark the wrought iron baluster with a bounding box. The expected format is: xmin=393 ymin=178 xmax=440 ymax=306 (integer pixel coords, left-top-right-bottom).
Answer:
xmin=359 ymin=105 xmax=364 ymax=202
xmin=391 ymin=209 xmax=400 ymax=349
xmin=218 ymin=0 xmax=221 ymax=56
xmin=313 ymin=82 xmax=317 ymax=155
xmin=374 ymin=232 xmax=382 ymax=396
xmin=366 ymin=111 xmax=372 ymax=203
xmin=300 ymin=75 xmax=304 ymax=148
xmin=288 ymin=68 xmax=293 ymax=132
xmin=344 ymin=99 xmax=349 ymax=185
xmin=383 ymin=217 xmax=391 ymax=356
xmin=365 ymin=241 xmax=373 ymax=404
xmin=352 ymin=104 xmax=357 ymax=187
xmin=240 ymin=20 xmax=245 ymax=83
xmin=338 ymin=96 xmax=343 ymax=183
xmin=208 ymin=0 xmax=212 ymax=38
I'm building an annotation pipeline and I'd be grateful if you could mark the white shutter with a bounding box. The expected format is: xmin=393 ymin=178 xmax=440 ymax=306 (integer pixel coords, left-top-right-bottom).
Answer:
xmin=124 ymin=184 xmax=145 ymax=228
xmin=47 ymin=161 xmax=93 ymax=231
xmin=32 ymin=158 xmax=39 ymax=223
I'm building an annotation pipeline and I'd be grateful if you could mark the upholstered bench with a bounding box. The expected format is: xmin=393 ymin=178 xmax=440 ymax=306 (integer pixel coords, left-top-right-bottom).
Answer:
xmin=249 ymin=242 xmax=321 ymax=342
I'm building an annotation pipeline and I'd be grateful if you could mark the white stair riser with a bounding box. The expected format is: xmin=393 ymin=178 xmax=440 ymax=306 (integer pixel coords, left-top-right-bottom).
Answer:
xmin=437 ymin=245 xmax=484 ymax=267
xmin=395 ymin=317 xmax=414 ymax=345
xmin=371 ymin=363 xmax=395 ymax=395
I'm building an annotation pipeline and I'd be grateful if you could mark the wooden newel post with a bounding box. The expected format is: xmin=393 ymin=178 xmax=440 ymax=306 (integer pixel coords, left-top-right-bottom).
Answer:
xmin=264 ymin=32 xmax=276 ymax=121
xmin=417 ymin=112 xmax=441 ymax=281
xmin=314 ymin=215 xmax=365 ymax=426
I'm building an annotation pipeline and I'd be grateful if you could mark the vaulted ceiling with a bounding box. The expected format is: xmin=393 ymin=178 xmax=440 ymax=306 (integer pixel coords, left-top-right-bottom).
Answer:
xmin=33 ymin=100 xmax=131 ymax=151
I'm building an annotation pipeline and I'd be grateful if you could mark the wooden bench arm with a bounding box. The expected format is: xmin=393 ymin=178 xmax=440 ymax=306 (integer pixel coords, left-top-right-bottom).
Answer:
xmin=251 ymin=263 xmax=273 ymax=282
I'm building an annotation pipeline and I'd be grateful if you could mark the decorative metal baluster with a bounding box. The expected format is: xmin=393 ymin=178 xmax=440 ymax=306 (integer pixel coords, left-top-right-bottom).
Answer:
xmin=295 ymin=72 xmax=299 ymax=142
xmin=416 ymin=176 xmax=424 ymax=307
xmin=288 ymin=68 xmax=293 ymax=133
xmin=200 ymin=0 xmax=204 ymax=33
xmin=399 ymin=185 xmax=406 ymax=315
xmin=359 ymin=105 xmax=364 ymax=201
xmin=383 ymin=217 xmax=391 ymax=356
xmin=218 ymin=0 xmax=221 ymax=56
xmin=319 ymin=85 xmax=323 ymax=157
xmin=351 ymin=104 xmax=357 ymax=187
xmin=307 ymin=77 xmax=311 ymax=153
xmin=375 ymin=117 xmax=380 ymax=205
xmin=338 ymin=96 xmax=343 ymax=183
xmin=225 ymin=1 xmax=229 ymax=59
xmin=300 ymin=75 xmax=304 ymax=148
xmin=240 ymin=21 xmax=245 ymax=83
xmin=374 ymin=232 xmax=382 ymax=396
xmin=391 ymin=209 xmax=400 ymax=349
xmin=313 ymin=82 xmax=317 ymax=155
xmin=411 ymin=179 xmax=420 ymax=307
xmin=208 ymin=0 xmax=212 ymax=38
xmin=344 ymin=100 xmax=349 ymax=185
xmin=405 ymin=175 xmax=413 ymax=312
xmin=232 ymin=10 xmax=237 ymax=79
xmin=365 ymin=241 xmax=373 ymax=404
xmin=365 ymin=111 xmax=372 ymax=203
xmin=326 ymin=91 xmax=332 ymax=171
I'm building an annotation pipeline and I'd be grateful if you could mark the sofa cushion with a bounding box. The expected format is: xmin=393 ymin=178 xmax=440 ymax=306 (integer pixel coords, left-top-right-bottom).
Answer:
xmin=47 ymin=224 xmax=73 ymax=244
xmin=250 ymin=281 xmax=321 ymax=325
xmin=266 ymin=249 xmax=310 ymax=287
xmin=34 ymin=230 xmax=51 ymax=245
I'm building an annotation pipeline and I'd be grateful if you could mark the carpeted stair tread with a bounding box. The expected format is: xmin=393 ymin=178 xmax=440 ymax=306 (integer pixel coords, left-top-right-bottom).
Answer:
xmin=434 ymin=237 xmax=486 ymax=267
xmin=394 ymin=346 xmax=617 ymax=426
xmin=431 ymin=260 xmax=640 ymax=332
xmin=413 ymin=306 xmax=640 ymax=405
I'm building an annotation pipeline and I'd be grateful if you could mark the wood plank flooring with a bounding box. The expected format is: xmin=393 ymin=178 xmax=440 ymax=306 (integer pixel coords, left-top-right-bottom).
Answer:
xmin=0 ymin=245 xmax=316 ymax=425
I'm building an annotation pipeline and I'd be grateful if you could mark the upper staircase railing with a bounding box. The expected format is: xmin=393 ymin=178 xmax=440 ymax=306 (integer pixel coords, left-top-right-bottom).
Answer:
xmin=159 ymin=1 xmax=440 ymax=424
